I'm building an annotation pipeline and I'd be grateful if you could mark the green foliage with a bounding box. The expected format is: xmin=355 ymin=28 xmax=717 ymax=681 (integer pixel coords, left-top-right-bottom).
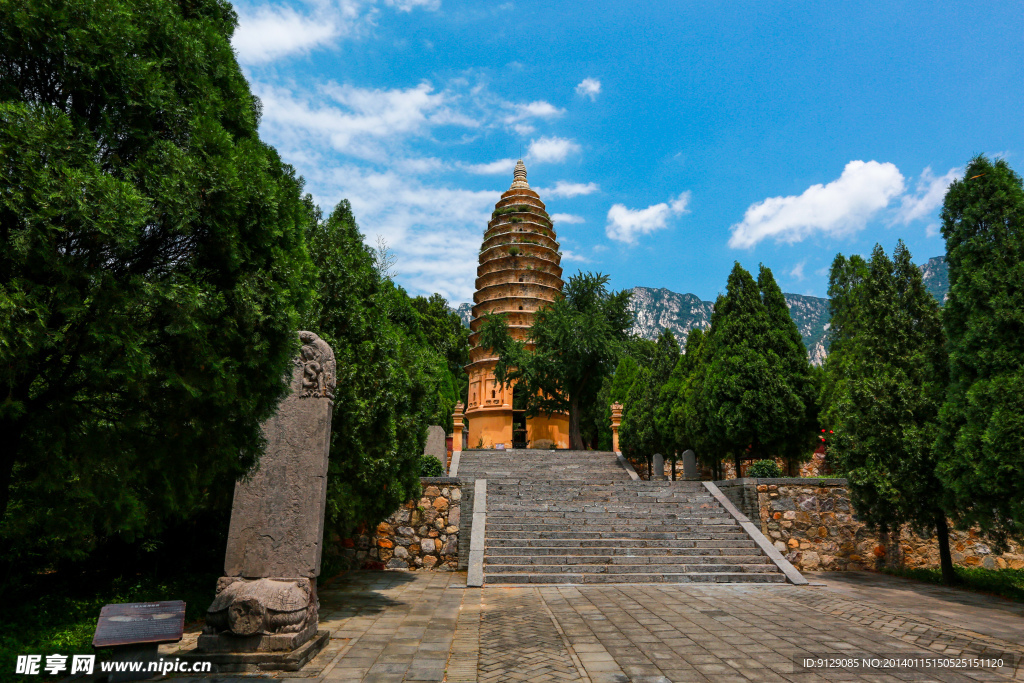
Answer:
xmin=419 ymin=455 xmax=445 ymax=478
xmin=303 ymin=201 xmax=451 ymax=537
xmin=620 ymin=328 xmax=680 ymax=470
xmin=937 ymin=155 xmax=1024 ymax=548
xmin=411 ymin=293 xmax=469 ymax=428
xmin=0 ymin=569 xmax=217 ymax=681
xmin=507 ymin=245 xmax=522 ymax=256
xmin=610 ymin=356 xmax=640 ymax=403
xmin=883 ymin=566 xmax=1024 ymax=604
xmin=691 ymin=264 xmax=819 ymax=473
xmin=0 ymin=0 xmax=313 ymax=573
xmin=658 ymin=327 xmax=708 ymax=461
xmin=823 ymin=242 xmax=950 ymax=567
xmin=480 ymin=271 xmax=633 ymax=449
xmin=747 ymin=459 xmax=783 ymax=478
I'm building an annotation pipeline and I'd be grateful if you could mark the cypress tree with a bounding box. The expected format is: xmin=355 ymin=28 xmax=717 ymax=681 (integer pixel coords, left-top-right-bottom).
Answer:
xmin=937 ymin=155 xmax=1024 ymax=547
xmin=824 ymin=242 xmax=952 ymax=581
xmin=304 ymin=201 xmax=456 ymax=537
xmin=758 ymin=266 xmax=820 ymax=474
xmin=0 ymin=0 xmax=312 ymax=562
xmin=697 ymin=263 xmax=815 ymax=475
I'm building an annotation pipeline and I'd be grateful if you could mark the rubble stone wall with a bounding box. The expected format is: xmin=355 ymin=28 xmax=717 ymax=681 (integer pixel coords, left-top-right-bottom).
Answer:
xmin=716 ymin=478 xmax=1024 ymax=573
xmin=336 ymin=477 xmax=461 ymax=571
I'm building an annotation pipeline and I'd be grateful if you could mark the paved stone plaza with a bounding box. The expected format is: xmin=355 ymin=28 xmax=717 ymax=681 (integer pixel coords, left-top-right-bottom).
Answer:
xmin=167 ymin=570 xmax=1024 ymax=682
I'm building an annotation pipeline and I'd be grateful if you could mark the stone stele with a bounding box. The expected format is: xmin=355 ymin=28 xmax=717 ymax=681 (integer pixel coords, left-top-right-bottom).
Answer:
xmin=198 ymin=331 xmax=334 ymax=661
xmin=423 ymin=425 xmax=447 ymax=462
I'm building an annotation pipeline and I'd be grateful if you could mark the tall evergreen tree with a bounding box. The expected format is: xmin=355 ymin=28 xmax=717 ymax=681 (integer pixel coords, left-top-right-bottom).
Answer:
xmin=758 ymin=265 xmax=820 ymax=474
xmin=694 ymin=263 xmax=818 ymax=475
xmin=658 ymin=327 xmax=705 ymax=470
xmin=620 ymin=328 xmax=680 ymax=475
xmin=480 ymin=271 xmax=633 ymax=450
xmin=937 ymin=155 xmax=1024 ymax=548
xmin=0 ymin=0 xmax=312 ymax=565
xmin=303 ymin=201 xmax=451 ymax=537
xmin=823 ymin=242 xmax=953 ymax=582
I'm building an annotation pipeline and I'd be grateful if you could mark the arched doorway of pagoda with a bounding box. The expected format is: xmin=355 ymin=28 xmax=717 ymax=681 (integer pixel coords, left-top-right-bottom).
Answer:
xmin=512 ymin=384 xmax=528 ymax=448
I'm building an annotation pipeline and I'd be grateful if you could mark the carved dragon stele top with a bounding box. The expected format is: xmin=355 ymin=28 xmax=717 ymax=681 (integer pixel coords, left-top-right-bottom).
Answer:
xmin=296 ymin=331 xmax=336 ymax=400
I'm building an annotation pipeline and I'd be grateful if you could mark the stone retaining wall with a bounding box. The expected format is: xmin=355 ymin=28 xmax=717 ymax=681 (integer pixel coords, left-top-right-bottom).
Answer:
xmin=716 ymin=478 xmax=1024 ymax=573
xmin=337 ymin=477 xmax=462 ymax=571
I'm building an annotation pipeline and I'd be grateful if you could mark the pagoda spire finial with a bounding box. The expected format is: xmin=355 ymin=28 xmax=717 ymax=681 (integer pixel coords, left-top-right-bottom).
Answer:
xmin=510 ymin=159 xmax=529 ymax=189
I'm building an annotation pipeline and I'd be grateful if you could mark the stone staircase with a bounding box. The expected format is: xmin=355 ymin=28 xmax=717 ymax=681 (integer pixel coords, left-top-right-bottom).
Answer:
xmin=457 ymin=449 xmax=786 ymax=584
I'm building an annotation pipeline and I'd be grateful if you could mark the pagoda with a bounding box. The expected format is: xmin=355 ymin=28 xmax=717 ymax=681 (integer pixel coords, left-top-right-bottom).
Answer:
xmin=465 ymin=161 xmax=569 ymax=449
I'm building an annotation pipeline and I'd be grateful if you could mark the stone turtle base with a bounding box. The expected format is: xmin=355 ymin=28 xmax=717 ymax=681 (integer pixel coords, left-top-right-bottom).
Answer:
xmin=180 ymin=630 xmax=329 ymax=673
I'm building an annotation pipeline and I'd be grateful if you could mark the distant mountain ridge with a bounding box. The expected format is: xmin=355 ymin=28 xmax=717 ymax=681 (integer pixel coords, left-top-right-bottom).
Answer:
xmin=454 ymin=256 xmax=949 ymax=366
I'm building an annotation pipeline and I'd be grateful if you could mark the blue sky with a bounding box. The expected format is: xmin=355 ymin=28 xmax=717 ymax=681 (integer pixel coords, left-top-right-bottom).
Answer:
xmin=233 ymin=0 xmax=1023 ymax=303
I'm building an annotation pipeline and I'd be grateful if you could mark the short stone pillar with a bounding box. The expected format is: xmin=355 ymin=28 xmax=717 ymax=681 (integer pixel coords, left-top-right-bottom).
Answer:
xmin=197 ymin=331 xmax=334 ymax=668
xmin=451 ymin=402 xmax=465 ymax=456
xmin=610 ymin=402 xmax=623 ymax=454
xmin=652 ymin=453 xmax=668 ymax=481
xmin=682 ymin=449 xmax=698 ymax=480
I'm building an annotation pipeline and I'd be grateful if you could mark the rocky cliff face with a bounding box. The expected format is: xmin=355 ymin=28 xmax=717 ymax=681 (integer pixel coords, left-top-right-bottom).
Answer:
xmin=453 ymin=256 xmax=949 ymax=366
xmin=919 ymin=255 xmax=949 ymax=304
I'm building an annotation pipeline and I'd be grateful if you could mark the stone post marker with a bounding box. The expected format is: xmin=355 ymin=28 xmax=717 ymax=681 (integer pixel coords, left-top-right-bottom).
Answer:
xmin=682 ymin=449 xmax=698 ymax=480
xmin=451 ymin=402 xmax=465 ymax=455
xmin=610 ymin=402 xmax=623 ymax=454
xmin=424 ymin=425 xmax=446 ymax=462
xmin=197 ymin=331 xmax=334 ymax=669
xmin=652 ymin=453 xmax=668 ymax=481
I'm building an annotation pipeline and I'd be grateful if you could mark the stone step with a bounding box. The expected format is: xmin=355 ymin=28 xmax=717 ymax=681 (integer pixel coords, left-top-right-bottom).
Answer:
xmin=486 ymin=510 xmax=726 ymax=518
xmin=483 ymin=554 xmax=772 ymax=565
xmin=486 ymin=530 xmax=751 ymax=540
xmin=482 ymin=572 xmax=788 ymax=584
xmin=486 ymin=537 xmax=760 ymax=548
xmin=484 ymin=546 xmax=764 ymax=557
xmin=486 ymin=523 xmax=740 ymax=532
xmin=483 ymin=563 xmax=780 ymax=574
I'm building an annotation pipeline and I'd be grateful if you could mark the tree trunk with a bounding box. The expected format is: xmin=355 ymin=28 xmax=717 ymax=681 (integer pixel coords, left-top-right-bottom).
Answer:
xmin=568 ymin=393 xmax=583 ymax=450
xmin=0 ymin=415 xmax=22 ymax=525
xmin=671 ymin=456 xmax=676 ymax=481
xmin=935 ymin=514 xmax=957 ymax=586
xmin=734 ymin=452 xmax=742 ymax=478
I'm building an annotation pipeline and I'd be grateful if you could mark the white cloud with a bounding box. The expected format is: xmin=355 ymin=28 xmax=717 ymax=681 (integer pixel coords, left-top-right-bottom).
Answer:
xmin=513 ymin=123 xmax=535 ymax=135
xmin=233 ymin=0 xmax=442 ymax=64
xmin=233 ymin=5 xmax=350 ymax=64
xmin=605 ymin=192 xmax=691 ymax=244
xmin=539 ymin=181 xmax=599 ymax=198
xmin=575 ymin=77 xmax=601 ymax=101
xmin=309 ymin=165 xmax=499 ymax=302
xmin=560 ymin=249 xmax=591 ymax=263
xmin=893 ymin=166 xmax=961 ymax=226
xmin=385 ymin=0 xmax=440 ymax=11
xmin=527 ymin=136 xmax=580 ymax=163
xmin=789 ymin=260 xmax=806 ymax=281
xmin=926 ymin=223 xmax=942 ymax=238
xmin=505 ymin=101 xmax=564 ymax=123
xmin=551 ymin=213 xmax=585 ymax=224
xmin=462 ymin=158 xmax=516 ymax=175
xmin=728 ymin=161 xmax=905 ymax=249
xmin=256 ymin=81 xmax=478 ymax=161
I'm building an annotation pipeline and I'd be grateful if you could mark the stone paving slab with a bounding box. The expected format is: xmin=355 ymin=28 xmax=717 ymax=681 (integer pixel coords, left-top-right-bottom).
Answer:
xmin=164 ymin=570 xmax=1022 ymax=683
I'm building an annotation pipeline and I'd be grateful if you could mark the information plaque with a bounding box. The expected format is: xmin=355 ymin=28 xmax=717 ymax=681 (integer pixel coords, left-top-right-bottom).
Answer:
xmin=92 ymin=600 xmax=186 ymax=648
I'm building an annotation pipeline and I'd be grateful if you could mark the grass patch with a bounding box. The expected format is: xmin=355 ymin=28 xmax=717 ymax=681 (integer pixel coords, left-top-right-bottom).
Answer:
xmin=883 ymin=565 xmax=1024 ymax=603
xmin=0 ymin=571 xmax=217 ymax=682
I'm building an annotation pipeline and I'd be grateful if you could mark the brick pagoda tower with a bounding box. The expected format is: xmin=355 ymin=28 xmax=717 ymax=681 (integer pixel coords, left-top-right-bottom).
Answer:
xmin=464 ymin=161 xmax=569 ymax=449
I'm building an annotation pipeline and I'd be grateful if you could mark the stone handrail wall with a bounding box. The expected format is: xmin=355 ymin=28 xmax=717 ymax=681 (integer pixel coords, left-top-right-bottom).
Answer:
xmin=715 ymin=478 xmax=1024 ymax=572
xmin=337 ymin=477 xmax=462 ymax=571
